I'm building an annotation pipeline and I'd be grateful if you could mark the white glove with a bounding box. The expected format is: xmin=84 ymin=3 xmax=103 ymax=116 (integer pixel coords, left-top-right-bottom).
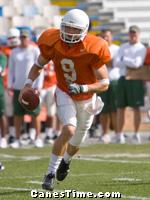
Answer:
xmin=68 ymin=83 xmax=88 ymax=95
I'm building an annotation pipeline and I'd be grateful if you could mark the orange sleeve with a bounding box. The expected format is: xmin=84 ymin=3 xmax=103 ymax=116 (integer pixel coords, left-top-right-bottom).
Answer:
xmin=37 ymin=28 xmax=59 ymax=60
xmin=91 ymin=41 xmax=111 ymax=69
xmin=83 ymin=34 xmax=111 ymax=69
xmin=38 ymin=44 xmax=54 ymax=60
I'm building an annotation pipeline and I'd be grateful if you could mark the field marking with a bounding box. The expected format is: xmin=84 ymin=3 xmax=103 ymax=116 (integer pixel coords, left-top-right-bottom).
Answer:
xmin=113 ymin=178 xmax=141 ymax=182
xmin=76 ymin=156 xmax=150 ymax=164
xmin=27 ymin=176 xmax=142 ymax=184
xmin=78 ymin=153 xmax=150 ymax=158
xmin=122 ymin=195 xmax=150 ymax=200
xmin=0 ymin=175 xmax=41 ymax=179
xmin=0 ymin=186 xmax=150 ymax=200
xmin=27 ymin=180 xmax=42 ymax=184
xmin=1 ymin=153 xmax=150 ymax=164
xmin=0 ymin=186 xmax=31 ymax=191
xmin=0 ymin=154 xmax=47 ymax=161
xmin=1 ymin=153 xmax=150 ymax=161
xmin=0 ymin=171 xmax=135 ymax=180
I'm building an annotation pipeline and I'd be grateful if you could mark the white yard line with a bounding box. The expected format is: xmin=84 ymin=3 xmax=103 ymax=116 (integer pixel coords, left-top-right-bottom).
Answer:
xmin=121 ymin=195 xmax=150 ymax=200
xmin=1 ymin=153 xmax=150 ymax=159
xmin=1 ymin=153 xmax=150 ymax=164
xmin=76 ymin=156 xmax=150 ymax=164
xmin=113 ymin=178 xmax=141 ymax=182
xmin=77 ymin=153 xmax=150 ymax=158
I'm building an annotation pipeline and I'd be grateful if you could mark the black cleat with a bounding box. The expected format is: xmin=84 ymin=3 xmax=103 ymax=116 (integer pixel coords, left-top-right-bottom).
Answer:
xmin=42 ymin=173 xmax=55 ymax=191
xmin=56 ymin=159 xmax=70 ymax=181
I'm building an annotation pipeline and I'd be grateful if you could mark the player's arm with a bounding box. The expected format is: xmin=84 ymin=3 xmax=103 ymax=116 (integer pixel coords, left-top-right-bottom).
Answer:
xmin=19 ymin=54 xmax=49 ymax=103
xmin=25 ymin=54 xmax=49 ymax=87
xmin=69 ymin=65 xmax=109 ymax=95
xmin=88 ymin=64 xmax=109 ymax=93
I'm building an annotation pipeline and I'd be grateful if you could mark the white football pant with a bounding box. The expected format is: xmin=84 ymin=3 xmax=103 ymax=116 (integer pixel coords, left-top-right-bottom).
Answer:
xmin=55 ymin=87 xmax=98 ymax=146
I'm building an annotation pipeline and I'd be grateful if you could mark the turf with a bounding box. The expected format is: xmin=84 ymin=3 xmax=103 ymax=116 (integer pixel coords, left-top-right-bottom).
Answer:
xmin=0 ymin=143 xmax=150 ymax=200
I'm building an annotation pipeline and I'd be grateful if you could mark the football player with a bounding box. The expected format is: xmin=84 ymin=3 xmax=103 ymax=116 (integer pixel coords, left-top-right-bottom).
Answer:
xmin=115 ymin=25 xmax=146 ymax=144
xmin=98 ymin=29 xmax=119 ymax=144
xmin=4 ymin=28 xmax=21 ymax=145
xmin=19 ymin=9 xmax=111 ymax=190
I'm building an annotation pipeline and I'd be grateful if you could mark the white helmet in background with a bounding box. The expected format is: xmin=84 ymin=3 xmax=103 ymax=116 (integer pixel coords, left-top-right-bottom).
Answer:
xmin=7 ymin=28 xmax=20 ymax=47
xmin=60 ymin=9 xmax=89 ymax=44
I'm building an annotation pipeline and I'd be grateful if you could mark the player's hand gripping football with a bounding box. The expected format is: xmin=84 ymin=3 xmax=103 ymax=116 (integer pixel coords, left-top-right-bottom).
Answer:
xmin=68 ymin=83 xmax=85 ymax=95
xmin=18 ymin=85 xmax=34 ymax=104
xmin=19 ymin=85 xmax=40 ymax=111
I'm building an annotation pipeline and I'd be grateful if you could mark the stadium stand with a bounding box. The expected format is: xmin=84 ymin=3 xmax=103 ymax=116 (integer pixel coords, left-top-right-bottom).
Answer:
xmin=0 ymin=0 xmax=61 ymax=42
xmin=0 ymin=0 xmax=149 ymax=44
xmin=50 ymin=0 xmax=150 ymax=44
xmin=104 ymin=0 xmax=150 ymax=44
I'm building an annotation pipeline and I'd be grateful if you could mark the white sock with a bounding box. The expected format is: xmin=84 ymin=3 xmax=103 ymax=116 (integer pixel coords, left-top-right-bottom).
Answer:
xmin=46 ymin=128 xmax=54 ymax=138
xmin=63 ymin=152 xmax=72 ymax=164
xmin=47 ymin=153 xmax=62 ymax=175
xmin=117 ymin=132 xmax=124 ymax=137
xmin=29 ymin=128 xmax=36 ymax=141
xmin=9 ymin=126 xmax=15 ymax=137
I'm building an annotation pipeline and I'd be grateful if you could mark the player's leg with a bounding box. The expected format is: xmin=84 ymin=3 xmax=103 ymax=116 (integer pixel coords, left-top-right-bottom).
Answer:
xmin=127 ymin=80 xmax=144 ymax=143
xmin=32 ymin=114 xmax=42 ymax=148
xmin=0 ymin=89 xmax=8 ymax=148
xmin=45 ymin=86 xmax=57 ymax=142
xmin=42 ymin=88 xmax=77 ymax=191
xmin=0 ymin=115 xmax=8 ymax=148
xmin=133 ymin=107 xmax=141 ymax=143
xmin=99 ymin=113 xmax=111 ymax=143
xmin=116 ymin=108 xmax=126 ymax=143
xmin=4 ymin=90 xmax=15 ymax=144
xmin=109 ymin=80 xmax=118 ymax=142
xmin=116 ymin=77 xmax=127 ymax=144
xmin=99 ymin=88 xmax=111 ymax=143
xmin=56 ymin=97 xmax=94 ymax=181
xmin=10 ymin=90 xmax=24 ymax=148
xmin=110 ymin=111 xmax=117 ymax=133
xmin=27 ymin=98 xmax=41 ymax=147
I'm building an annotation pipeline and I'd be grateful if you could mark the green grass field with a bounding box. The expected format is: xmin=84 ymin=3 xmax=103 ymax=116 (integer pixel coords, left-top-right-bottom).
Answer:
xmin=0 ymin=143 xmax=150 ymax=200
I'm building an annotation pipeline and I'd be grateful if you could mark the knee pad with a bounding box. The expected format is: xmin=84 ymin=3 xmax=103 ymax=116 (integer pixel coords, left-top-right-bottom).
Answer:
xmin=69 ymin=130 xmax=88 ymax=147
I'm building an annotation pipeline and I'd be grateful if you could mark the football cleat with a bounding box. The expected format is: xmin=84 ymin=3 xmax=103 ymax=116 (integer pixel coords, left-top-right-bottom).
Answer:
xmin=42 ymin=173 xmax=55 ymax=191
xmin=56 ymin=159 xmax=70 ymax=181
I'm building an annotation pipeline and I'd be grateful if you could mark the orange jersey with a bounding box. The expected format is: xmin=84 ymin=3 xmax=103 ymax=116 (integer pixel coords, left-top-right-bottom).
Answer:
xmin=43 ymin=61 xmax=57 ymax=89
xmin=38 ymin=28 xmax=111 ymax=101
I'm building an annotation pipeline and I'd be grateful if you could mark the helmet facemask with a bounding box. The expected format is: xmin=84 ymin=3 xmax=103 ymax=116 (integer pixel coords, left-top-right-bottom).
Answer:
xmin=60 ymin=9 xmax=89 ymax=44
xmin=60 ymin=22 xmax=88 ymax=44
xmin=7 ymin=28 xmax=20 ymax=47
xmin=7 ymin=37 xmax=20 ymax=47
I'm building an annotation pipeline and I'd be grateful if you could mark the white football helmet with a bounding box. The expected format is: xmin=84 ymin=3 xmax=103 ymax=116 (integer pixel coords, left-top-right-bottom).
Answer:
xmin=7 ymin=28 xmax=20 ymax=47
xmin=60 ymin=9 xmax=89 ymax=44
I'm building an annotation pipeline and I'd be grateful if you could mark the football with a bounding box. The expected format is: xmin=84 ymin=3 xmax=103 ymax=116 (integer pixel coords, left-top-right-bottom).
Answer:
xmin=21 ymin=89 xmax=40 ymax=111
